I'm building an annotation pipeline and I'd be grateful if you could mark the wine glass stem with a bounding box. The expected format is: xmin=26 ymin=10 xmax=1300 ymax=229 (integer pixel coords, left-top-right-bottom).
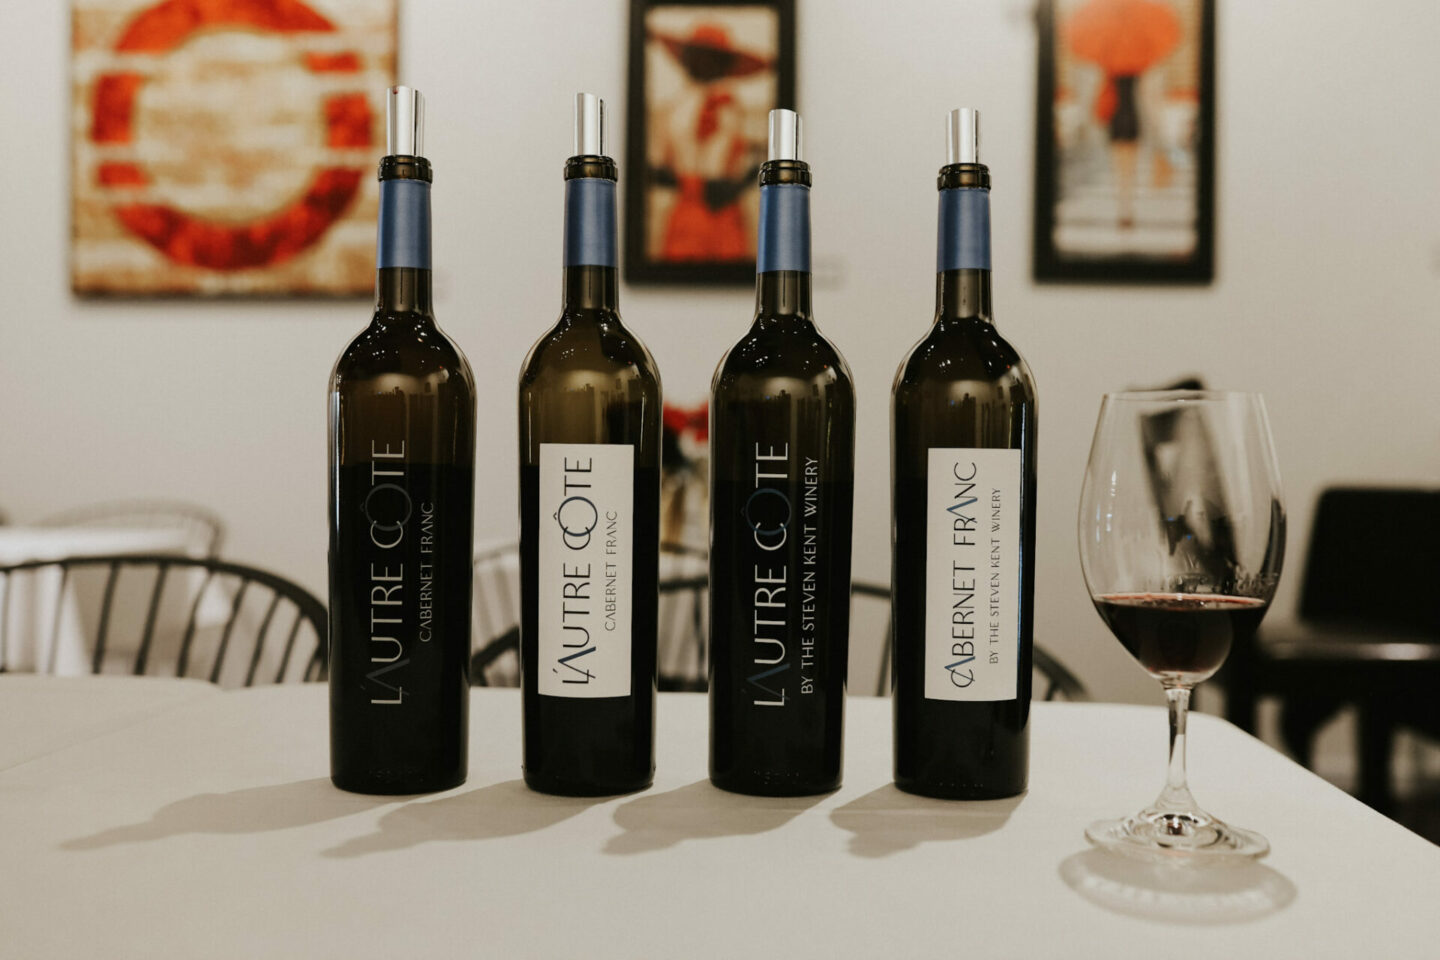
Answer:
xmin=1157 ymin=685 xmax=1201 ymax=814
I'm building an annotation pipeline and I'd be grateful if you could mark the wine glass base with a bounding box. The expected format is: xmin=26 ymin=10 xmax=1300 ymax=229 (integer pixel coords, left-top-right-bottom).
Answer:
xmin=1086 ymin=808 xmax=1269 ymax=864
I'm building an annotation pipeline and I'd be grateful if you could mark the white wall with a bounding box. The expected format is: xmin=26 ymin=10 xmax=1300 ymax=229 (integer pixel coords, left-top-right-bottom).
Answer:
xmin=2 ymin=0 xmax=1437 ymax=704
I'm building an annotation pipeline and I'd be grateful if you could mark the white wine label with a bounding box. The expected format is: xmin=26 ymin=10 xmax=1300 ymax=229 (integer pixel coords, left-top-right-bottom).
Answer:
xmin=538 ymin=443 xmax=634 ymax=698
xmin=924 ymin=448 xmax=1022 ymax=702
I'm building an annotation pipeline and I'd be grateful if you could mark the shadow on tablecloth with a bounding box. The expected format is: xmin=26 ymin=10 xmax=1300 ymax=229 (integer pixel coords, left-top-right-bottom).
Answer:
xmin=60 ymin=778 xmax=391 ymax=850
xmin=829 ymin=785 xmax=1022 ymax=858
xmin=321 ymin=779 xmax=607 ymax=857
xmin=1059 ymin=848 xmax=1297 ymax=924
xmin=605 ymin=779 xmax=825 ymax=855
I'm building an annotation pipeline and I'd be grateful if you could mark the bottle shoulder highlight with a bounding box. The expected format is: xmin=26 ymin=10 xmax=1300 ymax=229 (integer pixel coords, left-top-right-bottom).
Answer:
xmin=332 ymin=317 xmax=475 ymax=394
xmin=519 ymin=312 xmax=660 ymax=393
xmin=713 ymin=319 xmax=854 ymax=397
xmin=893 ymin=316 xmax=1035 ymax=400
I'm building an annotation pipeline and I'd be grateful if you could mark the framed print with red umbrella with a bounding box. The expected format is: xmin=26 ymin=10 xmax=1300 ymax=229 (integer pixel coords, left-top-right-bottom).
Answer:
xmin=624 ymin=0 xmax=796 ymax=285
xmin=1034 ymin=0 xmax=1215 ymax=283
xmin=71 ymin=0 xmax=397 ymax=296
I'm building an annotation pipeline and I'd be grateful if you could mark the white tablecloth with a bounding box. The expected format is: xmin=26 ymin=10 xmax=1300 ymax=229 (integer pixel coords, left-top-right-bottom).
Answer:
xmin=0 ymin=687 xmax=1436 ymax=958
xmin=0 ymin=526 xmax=194 ymax=673
xmin=0 ymin=675 xmax=218 ymax=772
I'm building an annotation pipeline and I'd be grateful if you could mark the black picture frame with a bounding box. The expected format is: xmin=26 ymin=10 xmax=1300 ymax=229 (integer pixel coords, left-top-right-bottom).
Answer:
xmin=624 ymin=0 xmax=796 ymax=286
xmin=1033 ymin=0 xmax=1216 ymax=284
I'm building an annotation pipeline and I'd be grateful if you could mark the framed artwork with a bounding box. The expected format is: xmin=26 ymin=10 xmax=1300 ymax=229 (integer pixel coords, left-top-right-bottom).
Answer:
xmin=71 ymin=0 xmax=397 ymax=296
xmin=1033 ymin=0 xmax=1215 ymax=283
xmin=624 ymin=0 xmax=796 ymax=285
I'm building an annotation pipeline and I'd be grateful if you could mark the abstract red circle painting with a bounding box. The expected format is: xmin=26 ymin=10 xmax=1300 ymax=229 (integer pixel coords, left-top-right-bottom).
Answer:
xmin=71 ymin=0 xmax=397 ymax=295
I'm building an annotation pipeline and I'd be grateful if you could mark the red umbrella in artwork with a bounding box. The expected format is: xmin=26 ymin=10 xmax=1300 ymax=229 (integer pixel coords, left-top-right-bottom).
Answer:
xmin=649 ymin=24 xmax=773 ymax=84
xmin=1066 ymin=0 xmax=1182 ymax=123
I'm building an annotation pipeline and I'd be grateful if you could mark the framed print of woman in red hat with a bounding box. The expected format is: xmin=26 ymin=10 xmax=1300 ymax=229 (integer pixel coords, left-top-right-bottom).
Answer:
xmin=625 ymin=0 xmax=796 ymax=285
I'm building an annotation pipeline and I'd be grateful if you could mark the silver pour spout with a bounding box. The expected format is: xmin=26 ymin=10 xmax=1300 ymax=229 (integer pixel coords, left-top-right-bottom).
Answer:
xmin=387 ymin=86 xmax=425 ymax=157
xmin=768 ymin=108 xmax=802 ymax=162
xmin=575 ymin=93 xmax=605 ymax=156
xmin=947 ymin=107 xmax=979 ymax=164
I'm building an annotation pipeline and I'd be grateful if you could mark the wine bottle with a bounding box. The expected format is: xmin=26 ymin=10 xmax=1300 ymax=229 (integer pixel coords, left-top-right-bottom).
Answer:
xmin=518 ymin=94 xmax=661 ymax=796
xmin=891 ymin=108 xmax=1038 ymax=799
xmin=709 ymin=110 xmax=856 ymax=796
xmin=328 ymin=87 xmax=476 ymax=795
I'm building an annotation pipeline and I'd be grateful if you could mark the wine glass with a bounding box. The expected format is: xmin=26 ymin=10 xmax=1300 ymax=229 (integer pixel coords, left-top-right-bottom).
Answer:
xmin=1078 ymin=391 xmax=1285 ymax=860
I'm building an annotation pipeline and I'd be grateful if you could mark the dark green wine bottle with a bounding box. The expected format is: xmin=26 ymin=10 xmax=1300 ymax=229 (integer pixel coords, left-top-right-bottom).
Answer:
xmin=892 ymin=108 xmax=1037 ymax=799
xmin=328 ymin=87 xmax=476 ymax=795
xmin=709 ymin=109 xmax=856 ymax=796
xmin=518 ymin=94 xmax=661 ymax=796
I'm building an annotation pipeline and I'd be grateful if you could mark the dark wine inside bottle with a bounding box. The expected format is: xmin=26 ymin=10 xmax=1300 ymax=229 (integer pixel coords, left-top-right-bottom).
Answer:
xmin=891 ymin=158 xmax=1037 ymax=800
xmin=329 ymin=145 xmax=476 ymax=795
xmin=518 ymin=147 xmax=661 ymax=796
xmin=709 ymin=157 xmax=856 ymax=796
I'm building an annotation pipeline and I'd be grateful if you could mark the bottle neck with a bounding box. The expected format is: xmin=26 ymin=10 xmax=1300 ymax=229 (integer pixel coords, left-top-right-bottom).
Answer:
xmin=754 ymin=181 xmax=813 ymax=321
xmin=936 ymin=270 xmax=991 ymax=323
xmin=376 ymin=268 xmax=433 ymax=316
xmin=375 ymin=172 xmax=433 ymax=319
xmin=755 ymin=271 xmax=812 ymax=321
xmin=562 ymin=266 xmax=618 ymax=312
xmin=562 ymin=171 xmax=619 ymax=313
xmin=935 ymin=186 xmax=993 ymax=323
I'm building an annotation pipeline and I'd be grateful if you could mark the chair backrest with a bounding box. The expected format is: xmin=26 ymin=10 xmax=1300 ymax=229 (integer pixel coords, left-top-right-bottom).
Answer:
xmin=854 ymin=581 xmax=894 ymax=696
xmin=657 ymin=572 xmax=1089 ymax=701
xmin=868 ymin=581 xmax=1089 ymax=701
xmin=0 ymin=555 xmax=325 ymax=686
xmin=464 ymin=546 xmax=1089 ymax=700
xmin=39 ymin=500 xmax=225 ymax=557
xmin=1297 ymin=487 xmax=1440 ymax=633
xmin=657 ymin=543 xmax=708 ymax=692
xmin=469 ymin=542 xmax=713 ymax=691
xmin=471 ymin=544 xmax=520 ymax=687
xmin=1032 ymin=646 xmax=1090 ymax=702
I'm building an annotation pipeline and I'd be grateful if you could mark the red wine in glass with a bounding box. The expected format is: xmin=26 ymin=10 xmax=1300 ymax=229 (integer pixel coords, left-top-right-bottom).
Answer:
xmin=1095 ymin=593 xmax=1268 ymax=684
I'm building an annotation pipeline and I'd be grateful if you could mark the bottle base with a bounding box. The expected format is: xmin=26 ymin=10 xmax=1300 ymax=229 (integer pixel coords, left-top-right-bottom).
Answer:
xmin=893 ymin=774 xmax=1026 ymax=801
xmin=710 ymin=772 xmax=840 ymax=798
xmin=523 ymin=771 xmax=653 ymax=798
xmin=331 ymin=770 xmax=467 ymax=796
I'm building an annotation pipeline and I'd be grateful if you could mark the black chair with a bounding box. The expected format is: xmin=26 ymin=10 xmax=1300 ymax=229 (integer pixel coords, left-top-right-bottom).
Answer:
xmin=470 ymin=546 xmax=1083 ymax=699
xmin=1216 ymin=487 xmax=1440 ymax=812
xmin=469 ymin=542 xmax=713 ymax=690
xmin=0 ymin=555 xmax=326 ymax=685
xmin=39 ymin=499 xmax=225 ymax=557
xmin=660 ymin=570 xmax=1089 ymax=702
xmin=470 ymin=544 xmax=520 ymax=687
xmin=652 ymin=560 xmax=914 ymax=695
xmin=656 ymin=543 xmax=708 ymax=692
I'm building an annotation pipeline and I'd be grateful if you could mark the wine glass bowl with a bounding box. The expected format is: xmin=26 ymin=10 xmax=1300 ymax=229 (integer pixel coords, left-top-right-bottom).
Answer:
xmin=1078 ymin=391 xmax=1285 ymax=861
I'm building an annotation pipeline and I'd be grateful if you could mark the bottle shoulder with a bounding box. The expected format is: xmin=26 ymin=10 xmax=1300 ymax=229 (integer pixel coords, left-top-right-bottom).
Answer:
xmin=893 ymin=316 xmax=1035 ymax=401
xmin=714 ymin=318 xmax=854 ymax=397
xmin=332 ymin=315 xmax=475 ymax=394
xmin=519 ymin=310 xmax=660 ymax=393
